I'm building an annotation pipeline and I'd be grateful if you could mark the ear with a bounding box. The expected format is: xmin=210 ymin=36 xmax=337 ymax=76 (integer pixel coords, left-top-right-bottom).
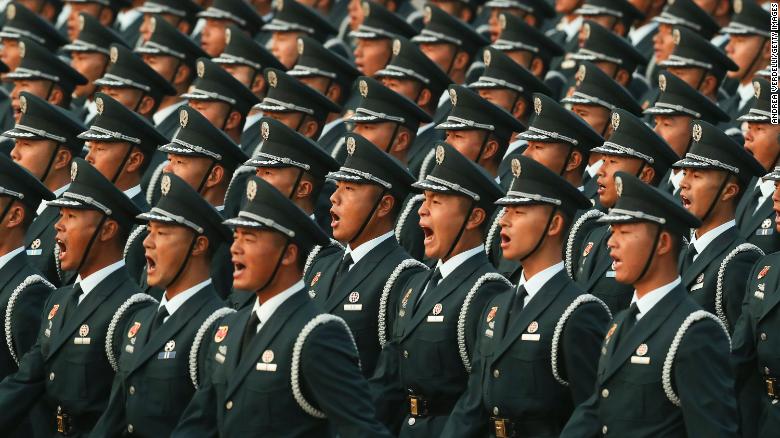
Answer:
xmin=251 ymin=75 xmax=266 ymax=96
xmin=547 ymin=210 xmax=566 ymax=237
xmin=721 ymin=179 xmax=740 ymax=203
xmin=174 ymin=64 xmax=192 ymax=87
xmin=481 ymin=137 xmax=500 ymax=162
xmin=177 ymin=21 xmax=192 ymax=36
xmin=656 ymin=228 xmax=675 ymax=256
xmin=53 ymin=147 xmax=72 ymax=171
xmin=565 ymin=149 xmax=583 ymax=173
xmin=191 ymin=234 xmax=210 ymax=256
xmin=281 ymin=241 xmax=299 ymax=267
xmin=296 ymin=179 xmax=313 ymax=199
xmin=207 ymin=164 xmax=226 ymax=188
xmin=301 ymin=118 xmax=320 ymax=139
xmin=385 ymin=0 xmax=398 ymax=11
xmin=614 ymin=68 xmax=631 ymax=87
xmin=4 ymin=202 xmax=25 ymax=229
xmin=48 ymin=86 xmax=64 ymax=106
xmin=225 ymin=110 xmax=243 ymax=131
xmin=525 ymin=15 xmax=537 ymax=27
xmin=466 ymin=206 xmax=487 ymax=230
xmin=529 ymin=57 xmax=545 ymax=77
xmin=391 ymin=128 xmax=411 ymax=154
xmin=325 ymin=83 xmax=342 ymax=103
xmin=99 ymin=218 xmax=120 ymax=241
xmin=761 ymin=38 xmax=771 ymax=61
xmin=512 ymin=97 xmax=526 ymax=120
xmin=459 ymin=7 xmax=473 ymax=23
xmin=700 ymin=73 xmax=718 ymax=96
xmin=376 ymin=193 xmax=396 ymax=219
xmin=138 ymin=95 xmax=157 ymax=117
xmin=417 ymin=87 xmax=432 ymax=108
xmin=613 ymin=21 xmax=626 ymax=37
xmin=98 ymin=7 xmax=114 ymax=27
xmin=715 ymin=0 xmax=730 ymax=17
xmin=453 ymin=50 xmax=471 ymax=72
xmin=125 ymin=147 xmax=146 ymax=174
xmin=638 ymin=165 xmax=656 ymax=185
xmin=41 ymin=2 xmax=57 ymax=22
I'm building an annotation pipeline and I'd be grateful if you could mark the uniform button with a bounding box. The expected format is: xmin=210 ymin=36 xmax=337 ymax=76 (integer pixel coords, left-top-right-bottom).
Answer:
xmin=761 ymin=333 xmax=768 ymax=341
xmin=408 ymin=417 xmax=416 ymax=426
xmin=403 ymin=350 xmax=409 ymax=358
xmin=49 ymin=372 xmax=55 ymax=381
xmin=601 ymin=388 xmax=609 ymax=398
xmin=492 ymin=406 xmax=499 ymax=416
xmin=773 ymin=400 xmax=779 ymax=405
xmin=226 ymin=400 xmax=233 ymax=410
xmin=127 ymin=424 xmax=134 ymax=433
xmin=602 ymin=425 xmax=608 ymax=434
xmin=765 ymin=367 xmax=771 ymax=376
xmin=129 ymin=386 xmax=135 ymax=395
xmin=493 ymin=369 xmax=500 ymax=378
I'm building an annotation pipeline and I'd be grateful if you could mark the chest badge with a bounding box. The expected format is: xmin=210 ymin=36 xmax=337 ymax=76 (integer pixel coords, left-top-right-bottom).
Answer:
xmin=262 ymin=349 xmax=274 ymax=363
xmin=31 ymin=239 xmax=41 ymax=249
xmin=635 ymin=344 xmax=648 ymax=356
xmin=527 ymin=321 xmax=539 ymax=333
xmin=257 ymin=349 xmax=277 ymax=372
xmin=159 ymin=340 xmax=176 ymax=359
xmin=521 ymin=321 xmax=541 ymax=342
xmin=349 ymin=291 xmax=360 ymax=303
xmin=427 ymin=303 xmax=444 ymax=323
xmin=399 ymin=288 xmax=413 ymax=317
xmin=762 ymin=218 xmax=772 ymax=229
xmin=48 ymin=304 xmax=60 ymax=320
xmin=311 ymin=271 xmax=321 ymax=287
xmin=214 ymin=325 xmax=229 ymax=343
xmin=79 ymin=324 xmax=89 ymax=337
xmin=631 ymin=343 xmax=651 ymax=365
xmin=74 ymin=324 xmax=91 ymax=345
xmin=758 ymin=265 xmax=771 ymax=279
xmin=582 ymin=242 xmax=594 ymax=257
xmin=486 ymin=306 xmax=498 ymax=329
xmin=604 ymin=323 xmax=617 ymax=344
xmin=344 ymin=291 xmax=363 ymax=311
xmin=127 ymin=322 xmax=141 ymax=338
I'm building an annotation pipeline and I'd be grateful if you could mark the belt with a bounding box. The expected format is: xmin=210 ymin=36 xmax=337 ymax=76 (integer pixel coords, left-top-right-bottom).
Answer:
xmin=55 ymin=406 xmax=100 ymax=436
xmin=489 ymin=417 xmax=563 ymax=438
xmin=407 ymin=393 xmax=458 ymax=418
xmin=766 ymin=377 xmax=779 ymax=400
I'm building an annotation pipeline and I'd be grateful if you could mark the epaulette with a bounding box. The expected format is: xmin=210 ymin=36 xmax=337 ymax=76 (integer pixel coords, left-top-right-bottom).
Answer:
xmin=303 ymin=238 xmax=344 ymax=278
xmin=145 ymin=161 xmax=167 ymax=205
xmin=189 ymin=307 xmax=236 ymax=388
xmin=565 ymin=209 xmax=604 ymax=278
xmin=485 ymin=207 xmax=505 ymax=258
xmin=5 ymin=275 xmax=55 ymax=365
xmin=418 ymin=148 xmax=436 ymax=180
xmin=123 ymin=225 xmax=146 ymax=260
xmin=378 ymin=258 xmax=428 ymax=347
xmin=715 ymin=243 xmax=763 ymax=327
xmin=458 ymin=273 xmax=512 ymax=373
xmin=105 ymin=293 xmax=159 ymax=372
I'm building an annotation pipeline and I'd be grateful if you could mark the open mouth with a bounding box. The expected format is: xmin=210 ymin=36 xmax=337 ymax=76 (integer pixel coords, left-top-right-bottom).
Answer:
xmin=421 ymin=226 xmax=434 ymax=245
xmin=500 ymin=232 xmax=511 ymax=249
xmin=232 ymin=259 xmax=246 ymax=279
xmin=56 ymin=238 xmax=66 ymax=260
xmin=330 ymin=210 xmax=340 ymax=229
xmin=680 ymin=195 xmax=692 ymax=209
xmin=145 ymin=255 xmax=157 ymax=275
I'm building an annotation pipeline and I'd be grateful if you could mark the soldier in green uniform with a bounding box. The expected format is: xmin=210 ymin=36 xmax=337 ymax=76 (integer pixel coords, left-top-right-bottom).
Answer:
xmin=196 ymin=0 xmax=264 ymax=58
xmin=136 ymin=0 xmax=201 ymax=44
xmin=262 ymin=0 xmax=338 ymax=68
xmin=0 ymin=158 xmax=143 ymax=436
xmin=442 ymin=155 xmax=611 ymax=437
xmin=370 ymin=143 xmax=513 ymax=436
xmin=561 ymin=172 xmax=738 ymax=438
xmin=568 ymin=109 xmax=678 ymax=314
xmin=349 ymin=0 xmax=417 ymax=76
xmin=303 ymin=133 xmax=421 ymax=377
xmin=6 ymin=92 xmax=86 ymax=286
xmin=675 ymin=119 xmax=766 ymax=332
xmin=91 ymin=173 xmax=230 ymax=437
xmin=172 ymin=176 xmax=392 ymax=437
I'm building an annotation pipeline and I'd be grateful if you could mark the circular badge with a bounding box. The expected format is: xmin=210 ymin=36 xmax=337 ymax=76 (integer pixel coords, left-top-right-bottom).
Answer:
xmin=658 ymin=74 xmax=667 ymax=92
xmin=262 ymin=349 xmax=275 ymax=363
xmin=615 ymin=176 xmax=623 ymax=197
xmin=19 ymin=95 xmax=26 ymax=114
xmin=435 ymin=144 xmax=445 ymax=165
xmin=247 ymin=179 xmax=258 ymax=201
xmin=261 ymin=121 xmax=270 ymax=141
xmin=346 ymin=136 xmax=356 ymax=155
xmin=692 ymin=123 xmax=702 ymax=142
xmin=79 ymin=324 xmax=89 ymax=337
xmin=483 ymin=49 xmax=491 ymax=66
xmin=96 ymin=97 xmax=104 ymax=115
xmin=179 ymin=108 xmax=189 ymax=127
xmin=392 ymin=39 xmax=401 ymax=56
xmin=611 ymin=112 xmax=620 ymax=131
xmin=268 ymin=71 xmax=278 ymax=88
xmin=534 ymin=96 xmax=542 ymax=115
xmin=297 ymin=38 xmax=304 ymax=55
xmin=527 ymin=321 xmax=539 ymax=333
xmin=754 ymin=80 xmax=761 ymax=99
xmin=197 ymin=60 xmax=205 ymax=78
xmin=511 ymin=158 xmax=521 ymax=177
xmin=359 ymin=79 xmax=368 ymax=97
xmin=110 ymin=45 xmax=118 ymax=63
xmin=165 ymin=340 xmax=176 ymax=352
xmin=70 ymin=161 xmax=78 ymax=181
xmin=6 ymin=4 xmax=15 ymax=19
xmin=161 ymin=174 xmax=171 ymax=196
xmin=349 ymin=291 xmax=360 ymax=303
xmin=449 ymin=88 xmax=457 ymax=105
xmin=432 ymin=303 xmax=443 ymax=315
xmin=636 ymin=343 xmax=648 ymax=356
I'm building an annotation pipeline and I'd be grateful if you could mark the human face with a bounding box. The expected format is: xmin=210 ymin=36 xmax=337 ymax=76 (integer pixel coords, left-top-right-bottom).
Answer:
xmin=255 ymin=166 xmax=301 ymax=198
xmin=653 ymin=115 xmax=692 ymax=158
xmin=85 ymin=141 xmax=133 ymax=182
xmin=555 ymin=0 xmax=582 ymax=14
xmin=330 ymin=180 xmax=383 ymax=242
xmin=772 ymin=181 xmax=780 ymax=232
xmin=230 ymin=227 xmax=287 ymax=290
xmin=142 ymin=53 xmax=179 ymax=84
xmin=652 ymin=23 xmax=675 ymax=63
xmin=667 ymin=66 xmax=708 ymax=91
xmin=571 ymin=104 xmax=610 ymax=136
xmin=99 ymin=86 xmax=147 ymax=113
xmin=10 ymin=79 xmax=53 ymax=121
xmin=71 ymin=51 xmax=108 ymax=98
xmin=143 ymin=221 xmax=197 ymax=287
xmin=445 ymin=129 xmax=489 ymax=162
xmin=353 ymin=38 xmax=392 ymax=76
xmin=10 ymin=138 xmax=60 ymax=180
xmin=54 ymin=207 xmax=103 ymax=271
xmin=726 ymin=34 xmax=766 ymax=80
xmin=522 ymin=141 xmax=572 ymax=175
xmin=351 ymin=121 xmax=398 ymax=151
xmin=419 ymin=42 xmax=456 ymax=74
xmin=201 ymin=18 xmax=229 ymax=57
xmin=0 ymin=38 xmax=22 ymax=71
xmin=140 ymin=13 xmax=181 ymax=43
xmin=265 ymin=111 xmax=306 ymax=131
xmin=744 ymin=122 xmax=780 ymax=171
xmin=381 ymin=76 xmax=422 ymax=102
xmin=499 ymin=204 xmax=554 ymax=260
xmin=606 ymin=221 xmax=659 ymax=284
xmin=478 ymin=88 xmax=518 ymax=113
xmin=223 ymin=64 xmax=260 ymax=88
xmin=418 ymin=190 xmax=471 ymax=259
xmin=679 ymin=167 xmax=728 ymax=220
xmin=188 ymin=99 xmax=231 ymax=129
xmin=164 ymin=153 xmax=214 ymax=190
xmin=596 ymin=154 xmax=644 ymax=208
xmin=270 ymin=31 xmax=301 ymax=68
xmin=67 ymin=2 xmax=103 ymax=41
xmin=347 ymin=0 xmax=366 ymax=31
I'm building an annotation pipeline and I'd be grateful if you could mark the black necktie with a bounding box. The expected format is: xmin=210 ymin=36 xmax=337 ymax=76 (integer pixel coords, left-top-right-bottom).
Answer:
xmin=149 ymin=306 xmax=169 ymax=333
xmin=742 ymin=185 xmax=762 ymax=222
xmin=509 ymin=284 xmax=527 ymax=318
xmin=338 ymin=253 xmax=354 ymax=277
xmin=64 ymin=284 xmax=83 ymax=319
xmin=615 ymin=302 xmax=640 ymax=350
xmin=681 ymin=243 xmax=697 ymax=272
xmin=415 ymin=268 xmax=442 ymax=310
xmin=240 ymin=312 xmax=260 ymax=360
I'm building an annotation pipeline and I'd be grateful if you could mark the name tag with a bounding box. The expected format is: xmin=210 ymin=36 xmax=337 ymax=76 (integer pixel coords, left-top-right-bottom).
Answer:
xmin=426 ymin=315 xmax=444 ymax=323
xmin=215 ymin=353 xmax=225 ymax=364
xmin=157 ymin=351 xmax=176 ymax=360
xmin=690 ymin=283 xmax=704 ymax=291
xmin=521 ymin=333 xmax=540 ymax=342
xmin=125 ymin=345 xmax=134 ymax=354
xmin=631 ymin=356 xmax=650 ymax=365
xmin=756 ymin=229 xmax=774 ymax=236
xmin=343 ymin=304 xmax=363 ymax=311
xmin=256 ymin=363 xmax=278 ymax=372
xmin=606 ymin=271 xmax=616 ymax=278
xmin=73 ymin=337 xmax=91 ymax=345
xmin=484 ymin=329 xmax=494 ymax=338
xmin=755 ymin=291 xmax=765 ymax=300
xmin=26 ymin=249 xmax=42 ymax=256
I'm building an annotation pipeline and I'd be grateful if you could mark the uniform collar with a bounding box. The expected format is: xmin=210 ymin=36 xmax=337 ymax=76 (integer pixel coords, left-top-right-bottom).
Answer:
xmin=243 ymin=112 xmax=263 ymax=133
xmin=630 ymin=276 xmax=681 ymax=321
xmin=436 ymin=244 xmax=484 ymax=280
xmin=75 ymin=259 xmax=125 ymax=301
xmin=417 ymin=122 xmax=434 ymax=135
xmin=318 ymin=117 xmax=342 ymax=140
xmin=558 ymin=15 xmax=583 ymax=41
xmin=691 ymin=219 xmax=735 ymax=256
xmin=153 ymin=100 xmax=186 ymax=126
xmin=669 ymin=169 xmax=684 ymax=191
xmin=738 ymin=81 xmax=755 ymax=109
xmin=345 ymin=230 xmax=394 ymax=268
xmin=251 ymin=279 xmax=304 ymax=329
xmin=519 ymin=261 xmax=564 ymax=301
xmin=586 ymin=159 xmax=603 ymax=178
xmin=38 ymin=183 xmax=70 ymax=215
xmin=629 ymin=21 xmax=658 ymax=46
xmin=0 ymin=246 xmax=24 ymax=271
xmin=160 ymin=278 xmax=211 ymax=318
xmin=123 ymin=185 xmax=141 ymax=200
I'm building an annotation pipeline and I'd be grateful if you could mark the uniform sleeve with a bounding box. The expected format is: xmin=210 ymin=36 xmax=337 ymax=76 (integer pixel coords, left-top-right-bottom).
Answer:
xmin=12 ymin=283 xmax=51 ymax=358
xmin=0 ymin=334 xmax=47 ymax=428
xmin=559 ymin=391 xmax=601 ymax=438
xmin=561 ymin=302 xmax=610 ymax=405
xmin=171 ymin=379 xmax=219 ymax=438
xmin=301 ymin=322 xmax=393 ymax=438
xmin=89 ymin=373 xmax=127 ymax=438
xmin=723 ymin=251 xmax=761 ymax=332
xmin=676 ymin=319 xmax=739 ymax=438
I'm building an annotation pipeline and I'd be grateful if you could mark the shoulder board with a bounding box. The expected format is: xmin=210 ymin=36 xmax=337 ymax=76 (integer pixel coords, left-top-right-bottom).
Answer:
xmin=550 ymin=294 xmax=611 ymax=386
xmin=292 ymin=314 xmax=357 ymax=418
xmin=145 ymin=161 xmax=168 ymax=205
xmin=123 ymin=225 xmax=145 ymax=260
xmin=189 ymin=307 xmax=236 ymax=389
xmin=716 ymin=243 xmax=764 ymax=327
xmin=5 ymin=274 xmax=55 ymax=365
xmin=485 ymin=208 xmax=506 ymax=258
xmin=303 ymin=239 xmax=344 ymax=278
xmin=105 ymin=293 xmax=159 ymax=372
xmin=378 ymin=258 xmax=429 ymax=347
xmin=458 ymin=272 xmax=512 ymax=373
xmin=395 ymin=194 xmax=425 ymax=242
xmin=662 ymin=310 xmax=730 ymax=407
xmin=565 ymin=209 xmax=604 ymax=278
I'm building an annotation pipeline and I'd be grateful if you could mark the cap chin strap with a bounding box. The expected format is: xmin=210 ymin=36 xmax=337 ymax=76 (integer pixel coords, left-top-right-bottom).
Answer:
xmin=110 ymin=143 xmax=136 ymax=184
xmin=132 ymin=91 xmax=147 ymax=112
xmin=631 ymin=224 xmax=662 ymax=285
xmin=519 ymin=206 xmax=557 ymax=262
xmin=74 ymin=215 xmax=110 ymax=277
xmin=255 ymin=239 xmax=291 ymax=294
xmin=44 ymin=80 xmax=56 ymax=102
xmin=444 ymin=46 xmax=459 ymax=77
xmin=635 ymin=161 xmax=646 ymax=179
xmin=167 ymin=60 xmax=182 ymax=85
xmin=39 ymin=143 xmax=62 ymax=185
xmin=348 ymin=188 xmax=388 ymax=244
xmin=474 ymin=130 xmax=491 ymax=164
xmin=159 ymin=231 xmax=199 ymax=292
xmin=287 ymin=167 xmax=306 ymax=201
xmin=741 ymin=37 xmax=768 ymax=84
xmin=196 ymin=160 xmax=218 ymax=194
xmin=0 ymin=198 xmax=15 ymax=228
xmin=385 ymin=123 xmax=401 ymax=153
xmin=693 ymin=69 xmax=708 ymax=94
xmin=442 ymin=200 xmax=476 ymax=261
xmin=700 ymin=171 xmax=731 ymax=224
xmin=294 ymin=112 xmax=307 ymax=132
xmin=220 ymin=104 xmax=235 ymax=131
xmin=559 ymin=145 xmax=574 ymax=177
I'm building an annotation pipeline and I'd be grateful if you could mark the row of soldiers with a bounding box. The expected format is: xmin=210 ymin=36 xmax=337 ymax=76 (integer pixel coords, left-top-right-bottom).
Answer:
xmin=0 ymin=0 xmax=777 ymax=436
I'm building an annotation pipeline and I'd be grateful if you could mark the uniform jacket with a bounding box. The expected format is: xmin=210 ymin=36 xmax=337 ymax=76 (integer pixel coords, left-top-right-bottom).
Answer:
xmin=736 ymin=184 xmax=780 ymax=255
xmin=25 ymin=205 xmax=61 ymax=286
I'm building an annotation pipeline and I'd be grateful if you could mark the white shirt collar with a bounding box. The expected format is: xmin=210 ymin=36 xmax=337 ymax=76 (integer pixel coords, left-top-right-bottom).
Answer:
xmin=630 ymin=277 xmax=681 ymax=321
xmin=0 ymin=246 xmax=24 ymax=271
xmin=215 ymin=205 xmax=225 ymax=212
xmin=558 ymin=15 xmax=583 ymax=41
xmin=153 ymin=100 xmax=186 ymax=126
xmin=417 ymin=122 xmax=434 ymax=135
xmin=251 ymin=279 xmax=304 ymax=332
xmin=436 ymin=245 xmax=484 ymax=280
xmin=159 ymin=279 xmax=211 ymax=322
xmin=503 ymin=139 xmax=526 ymax=158
xmin=123 ymin=185 xmax=141 ymax=201
xmin=345 ymin=231 xmax=394 ymax=268
xmin=669 ymin=169 xmax=684 ymax=191
xmin=518 ymin=261 xmax=564 ymax=305
xmin=243 ymin=112 xmax=263 ymax=133
xmin=116 ymin=8 xmax=142 ymax=31
xmin=737 ymin=82 xmax=755 ymax=110
xmin=629 ymin=21 xmax=658 ymax=46
xmin=318 ymin=118 xmax=342 ymax=140
xmin=84 ymin=99 xmax=98 ymax=121
xmin=38 ymin=183 xmax=70 ymax=215
xmin=75 ymin=259 xmax=125 ymax=303
xmin=758 ymin=178 xmax=775 ymax=199
xmin=586 ymin=159 xmax=603 ymax=178
xmin=691 ymin=219 xmax=735 ymax=258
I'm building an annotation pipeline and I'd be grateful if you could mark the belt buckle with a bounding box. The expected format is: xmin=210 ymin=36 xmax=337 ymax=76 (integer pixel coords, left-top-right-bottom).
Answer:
xmin=767 ymin=377 xmax=777 ymax=399
xmin=491 ymin=417 xmax=514 ymax=438
xmin=56 ymin=406 xmax=71 ymax=436
xmin=408 ymin=395 xmax=427 ymax=417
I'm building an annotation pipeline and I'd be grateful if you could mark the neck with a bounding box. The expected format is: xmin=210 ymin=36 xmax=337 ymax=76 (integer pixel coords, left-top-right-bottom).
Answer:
xmin=115 ymin=173 xmax=141 ymax=192
xmin=79 ymin=249 xmax=122 ymax=280
xmin=441 ymin=229 xmax=482 ymax=262
xmin=45 ymin=170 xmax=70 ymax=193
xmin=349 ymin=220 xmax=393 ymax=250
xmin=204 ymin=186 xmax=227 ymax=208
xmin=325 ymin=112 xmax=340 ymax=125
xmin=480 ymin=159 xmax=499 ymax=178
xmin=563 ymin=171 xmax=583 ymax=190
xmin=295 ymin=198 xmax=314 ymax=216
xmin=634 ymin=257 xmax=678 ymax=299
xmin=696 ymin=209 xmax=734 ymax=238
xmin=164 ymin=256 xmax=211 ymax=300
xmin=255 ymin=269 xmax=301 ymax=303
xmin=158 ymin=95 xmax=182 ymax=111
xmin=450 ymin=69 xmax=466 ymax=85
xmin=0 ymin=233 xmax=24 ymax=257
xmin=518 ymin=241 xmax=563 ymax=279
xmin=225 ymin=127 xmax=241 ymax=144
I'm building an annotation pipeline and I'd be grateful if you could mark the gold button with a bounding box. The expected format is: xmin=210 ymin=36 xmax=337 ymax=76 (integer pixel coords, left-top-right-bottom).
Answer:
xmin=49 ymin=372 xmax=55 ymax=381
xmin=127 ymin=424 xmax=134 ymax=433
xmin=761 ymin=333 xmax=768 ymax=341
xmin=129 ymin=386 xmax=135 ymax=395
xmin=226 ymin=400 xmax=233 ymax=410
xmin=403 ymin=350 xmax=409 ymax=358
xmin=492 ymin=406 xmax=499 ymax=415
xmin=493 ymin=369 xmax=500 ymax=378
xmin=407 ymin=417 xmax=416 ymax=426
xmin=601 ymin=389 xmax=609 ymax=398
xmin=602 ymin=425 xmax=608 ymax=434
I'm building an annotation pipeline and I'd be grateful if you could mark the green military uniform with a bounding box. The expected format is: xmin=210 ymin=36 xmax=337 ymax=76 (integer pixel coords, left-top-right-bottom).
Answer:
xmin=370 ymin=143 xmax=513 ymax=436
xmin=173 ymin=176 xmax=392 ymax=437
xmin=569 ymin=109 xmax=678 ymax=314
xmin=561 ymin=172 xmax=738 ymax=438
xmin=674 ymin=120 xmax=766 ymax=333
xmin=91 ymin=173 xmax=231 ymax=437
xmin=3 ymin=93 xmax=86 ymax=287
xmin=442 ymin=155 xmax=611 ymax=437
xmin=0 ymin=159 xmax=143 ymax=437
xmin=303 ymin=133 xmax=422 ymax=376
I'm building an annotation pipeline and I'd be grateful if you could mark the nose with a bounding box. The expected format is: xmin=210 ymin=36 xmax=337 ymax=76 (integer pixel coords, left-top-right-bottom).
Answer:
xmin=142 ymin=230 xmax=153 ymax=250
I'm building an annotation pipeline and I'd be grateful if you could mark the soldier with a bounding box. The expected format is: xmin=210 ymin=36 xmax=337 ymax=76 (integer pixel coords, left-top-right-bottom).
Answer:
xmin=625 ymin=0 xmax=665 ymax=61
xmin=61 ymin=0 xmax=126 ymax=41
xmin=545 ymin=0 xmax=585 ymax=65
xmin=736 ymin=77 xmax=780 ymax=255
xmin=573 ymin=0 xmax=644 ymax=38
xmin=370 ymin=143 xmax=513 ymax=436
xmin=262 ymin=0 xmax=338 ymax=68
xmin=288 ymin=35 xmax=360 ymax=156
xmin=0 ymin=158 xmax=143 ymax=436
xmin=442 ymin=154 xmax=611 ymax=437
xmin=197 ymin=0 xmax=264 ymax=57
xmin=349 ymin=1 xmax=417 ymax=76
xmin=478 ymin=0 xmax=556 ymax=42
xmin=137 ymin=0 xmax=201 ymax=44
xmin=12 ymin=0 xmax=62 ymax=24
xmin=561 ymin=171 xmax=738 ymax=437
xmin=7 ymin=93 xmax=85 ymax=286
xmin=172 ymin=176 xmax=392 ymax=437
xmin=374 ymin=36 xmax=452 ymax=178
xmin=675 ymin=119 xmax=765 ymax=331
xmin=644 ymin=71 xmax=731 ymax=197
xmin=569 ymin=109 xmax=678 ymax=314
xmin=732 ymin=165 xmax=780 ymax=438
xmin=0 ymin=2 xmax=67 ymax=72
xmin=91 ymin=173 xmax=230 ymax=437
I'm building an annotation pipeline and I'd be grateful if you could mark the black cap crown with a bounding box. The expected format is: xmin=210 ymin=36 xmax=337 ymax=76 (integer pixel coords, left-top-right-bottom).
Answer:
xmin=244 ymin=117 xmax=339 ymax=180
xmin=569 ymin=20 xmax=646 ymax=73
xmin=0 ymin=2 xmax=67 ymax=50
xmin=575 ymin=0 xmax=644 ymax=26
xmin=349 ymin=76 xmax=431 ymax=130
xmin=0 ymin=153 xmax=54 ymax=210
xmin=654 ymin=0 xmax=720 ymax=40
xmin=738 ymin=77 xmax=774 ymax=123
xmin=328 ymin=133 xmax=415 ymax=201
xmin=288 ymin=35 xmax=360 ymax=90
xmin=673 ymin=119 xmax=765 ymax=185
xmin=599 ymin=171 xmax=701 ymax=234
xmin=137 ymin=172 xmax=231 ymax=244
xmin=6 ymin=38 xmax=87 ymax=92
xmin=135 ymin=15 xmax=207 ymax=70
xmin=496 ymin=154 xmax=589 ymax=216
xmin=198 ymin=0 xmax=264 ymax=35
xmin=412 ymin=4 xmax=488 ymax=58
xmin=493 ymin=12 xmax=563 ymax=60
xmin=484 ymin=0 xmax=555 ymax=19
xmin=182 ymin=58 xmax=260 ymax=116
xmin=213 ymin=24 xmax=285 ymax=72
xmin=255 ymin=68 xmax=341 ymax=121
xmin=722 ymin=0 xmax=771 ymax=37
xmin=262 ymin=0 xmax=336 ymax=42
xmin=412 ymin=142 xmax=504 ymax=213
xmin=78 ymin=93 xmax=167 ymax=155
xmin=47 ymin=158 xmax=141 ymax=227
xmin=224 ymin=176 xmax=329 ymax=251
xmin=436 ymin=85 xmax=525 ymax=142
xmin=561 ymin=61 xmax=642 ymax=115
xmin=95 ymin=43 xmax=176 ymax=98
xmin=659 ymin=27 xmax=738 ymax=80
xmin=62 ymin=13 xmax=127 ymax=55
xmin=350 ymin=1 xmax=417 ymax=40
xmin=469 ymin=46 xmax=551 ymax=97
xmin=4 ymin=92 xmax=85 ymax=153
xmin=644 ymin=70 xmax=729 ymax=123
xmin=518 ymin=93 xmax=603 ymax=151
xmin=139 ymin=0 xmax=202 ymax=25
xmin=374 ymin=36 xmax=452 ymax=98
xmin=159 ymin=106 xmax=248 ymax=170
